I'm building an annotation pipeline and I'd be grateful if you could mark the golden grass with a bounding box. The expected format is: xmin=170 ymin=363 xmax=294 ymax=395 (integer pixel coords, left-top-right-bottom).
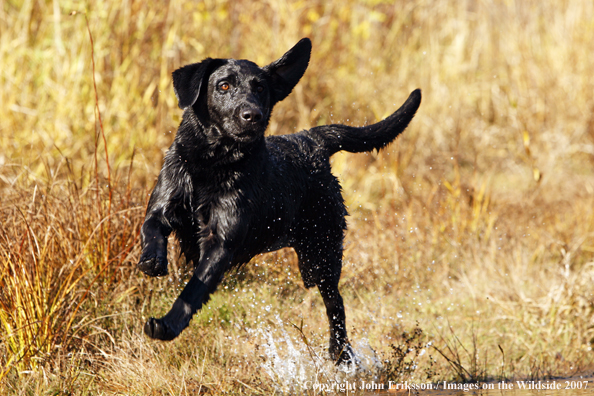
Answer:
xmin=2 ymin=0 xmax=594 ymax=394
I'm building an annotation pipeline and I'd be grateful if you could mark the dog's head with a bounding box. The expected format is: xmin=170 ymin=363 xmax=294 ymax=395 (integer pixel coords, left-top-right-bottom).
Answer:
xmin=172 ymin=38 xmax=312 ymax=143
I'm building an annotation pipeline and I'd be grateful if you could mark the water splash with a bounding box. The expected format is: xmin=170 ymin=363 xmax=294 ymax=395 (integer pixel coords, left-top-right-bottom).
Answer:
xmin=250 ymin=315 xmax=383 ymax=394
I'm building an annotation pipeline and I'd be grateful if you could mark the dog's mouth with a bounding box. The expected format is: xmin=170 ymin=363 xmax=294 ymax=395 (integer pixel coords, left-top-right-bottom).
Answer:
xmin=229 ymin=127 xmax=266 ymax=143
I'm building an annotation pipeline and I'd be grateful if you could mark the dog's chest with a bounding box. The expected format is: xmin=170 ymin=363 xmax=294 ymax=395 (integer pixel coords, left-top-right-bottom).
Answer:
xmin=187 ymin=170 xmax=297 ymax=251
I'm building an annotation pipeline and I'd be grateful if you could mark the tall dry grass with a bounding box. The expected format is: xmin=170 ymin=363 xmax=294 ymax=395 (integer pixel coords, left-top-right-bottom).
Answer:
xmin=1 ymin=0 xmax=594 ymax=394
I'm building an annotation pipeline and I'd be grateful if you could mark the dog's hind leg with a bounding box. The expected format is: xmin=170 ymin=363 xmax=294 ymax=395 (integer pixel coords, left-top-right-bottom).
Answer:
xmin=295 ymin=241 xmax=353 ymax=363
xmin=318 ymin=277 xmax=353 ymax=364
xmin=293 ymin=193 xmax=354 ymax=363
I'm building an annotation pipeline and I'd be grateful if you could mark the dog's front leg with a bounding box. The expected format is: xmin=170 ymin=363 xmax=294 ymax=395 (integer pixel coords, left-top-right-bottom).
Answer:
xmin=138 ymin=213 xmax=171 ymax=277
xmin=143 ymin=245 xmax=232 ymax=340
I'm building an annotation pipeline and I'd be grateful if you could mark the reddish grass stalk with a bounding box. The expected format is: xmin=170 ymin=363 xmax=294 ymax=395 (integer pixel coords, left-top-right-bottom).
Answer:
xmin=72 ymin=10 xmax=113 ymax=264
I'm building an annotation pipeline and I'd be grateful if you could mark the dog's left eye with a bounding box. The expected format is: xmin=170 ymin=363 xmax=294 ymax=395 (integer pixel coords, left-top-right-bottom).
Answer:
xmin=219 ymin=82 xmax=230 ymax=91
xmin=256 ymin=86 xmax=264 ymax=93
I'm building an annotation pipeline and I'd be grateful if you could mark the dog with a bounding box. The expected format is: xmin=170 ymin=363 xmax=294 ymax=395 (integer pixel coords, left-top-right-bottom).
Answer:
xmin=138 ymin=37 xmax=421 ymax=363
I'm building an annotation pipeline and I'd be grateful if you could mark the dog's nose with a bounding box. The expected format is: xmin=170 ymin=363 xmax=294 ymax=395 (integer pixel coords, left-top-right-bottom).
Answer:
xmin=240 ymin=108 xmax=263 ymax=123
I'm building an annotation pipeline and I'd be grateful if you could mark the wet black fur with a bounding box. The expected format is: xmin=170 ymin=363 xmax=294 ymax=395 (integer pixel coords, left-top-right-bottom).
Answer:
xmin=138 ymin=38 xmax=421 ymax=363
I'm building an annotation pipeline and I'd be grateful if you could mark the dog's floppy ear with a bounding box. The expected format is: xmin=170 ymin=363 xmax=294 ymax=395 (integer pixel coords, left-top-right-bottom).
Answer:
xmin=263 ymin=38 xmax=312 ymax=103
xmin=172 ymin=58 xmax=224 ymax=110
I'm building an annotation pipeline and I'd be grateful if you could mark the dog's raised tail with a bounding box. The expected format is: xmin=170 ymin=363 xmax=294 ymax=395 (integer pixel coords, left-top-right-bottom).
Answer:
xmin=308 ymin=89 xmax=421 ymax=156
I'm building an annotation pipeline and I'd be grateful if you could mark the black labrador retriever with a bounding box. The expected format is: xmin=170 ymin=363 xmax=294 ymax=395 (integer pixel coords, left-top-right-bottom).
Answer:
xmin=138 ymin=38 xmax=421 ymax=363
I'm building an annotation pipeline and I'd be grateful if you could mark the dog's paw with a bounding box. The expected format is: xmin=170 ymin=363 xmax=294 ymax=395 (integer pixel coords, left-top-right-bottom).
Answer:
xmin=144 ymin=317 xmax=178 ymax=341
xmin=138 ymin=255 xmax=168 ymax=277
xmin=330 ymin=342 xmax=357 ymax=366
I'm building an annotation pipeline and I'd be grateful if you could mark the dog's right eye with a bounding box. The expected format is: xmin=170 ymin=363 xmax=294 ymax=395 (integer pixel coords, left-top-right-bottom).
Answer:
xmin=219 ymin=82 xmax=230 ymax=91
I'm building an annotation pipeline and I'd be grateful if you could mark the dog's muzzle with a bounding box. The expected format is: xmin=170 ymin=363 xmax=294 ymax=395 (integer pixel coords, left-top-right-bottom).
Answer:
xmin=240 ymin=107 xmax=263 ymax=123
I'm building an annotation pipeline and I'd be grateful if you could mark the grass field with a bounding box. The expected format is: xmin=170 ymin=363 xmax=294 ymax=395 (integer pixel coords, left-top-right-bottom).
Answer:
xmin=1 ymin=0 xmax=594 ymax=394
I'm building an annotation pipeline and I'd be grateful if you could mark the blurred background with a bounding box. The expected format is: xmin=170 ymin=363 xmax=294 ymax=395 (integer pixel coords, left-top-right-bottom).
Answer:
xmin=1 ymin=0 xmax=594 ymax=393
